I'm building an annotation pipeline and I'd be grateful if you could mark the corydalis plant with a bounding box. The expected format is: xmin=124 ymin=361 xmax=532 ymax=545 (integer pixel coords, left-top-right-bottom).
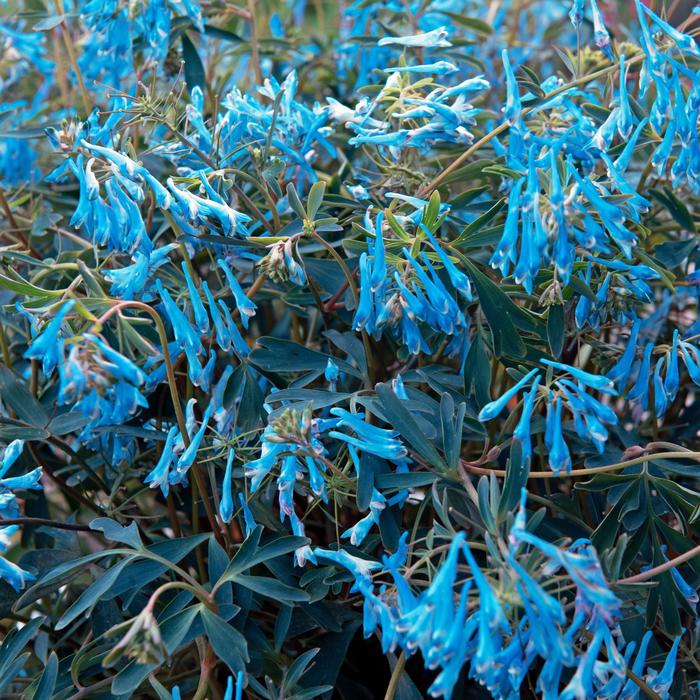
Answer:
xmin=0 ymin=0 xmax=698 ymax=699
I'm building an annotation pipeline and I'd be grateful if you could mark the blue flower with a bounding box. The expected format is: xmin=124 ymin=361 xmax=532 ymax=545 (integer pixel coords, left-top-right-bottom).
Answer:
xmin=501 ymin=49 xmax=522 ymax=124
xmin=590 ymin=0 xmax=612 ymax=60
xmin=342 ymin=489 xmax=386 ymax=545
xmin=219 ymin=449 xmax=235 ymax=524
xmin=24 ymin=299 xmax=74 ymax=376
xmin=542 ymin=359 xmax=617 ymax=394
xmin=145 ymin=426 xmax=179 ymax=497
xmin=478 ymin=368 xmax=540 ymax=421
xmin=328 ymin=408 xmax=407 ymax=461
xmin=172 ymin=404 xmax=214 ymax=483
xmin=238 ymin=494 xmax=257 ymax=537
xmin=0 ymin=547 xmax=35 ymax=592
xmin=181 ymin=261 xmax=210 ymax=334
xmin=546 ymin=396 xmax=572 ymax=474
xmin=512 ymin=375 xmax=541 ymax=463
xmin=385 ymin=61 xmax=457 ymax=75
xmin=217 ymin=258 xmax=257 ymax=329
xmin=378 ymin=27 xmax=451 ymax=48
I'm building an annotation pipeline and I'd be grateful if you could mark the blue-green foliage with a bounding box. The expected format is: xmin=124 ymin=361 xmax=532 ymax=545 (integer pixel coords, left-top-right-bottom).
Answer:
xmin=0 ymin=0 xmax=699 ymax=698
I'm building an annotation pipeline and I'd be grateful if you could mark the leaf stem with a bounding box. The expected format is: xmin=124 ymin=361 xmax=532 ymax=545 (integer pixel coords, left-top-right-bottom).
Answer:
xmin=461 ymin=451 xmax=700 ymax=479
xmin=384 ymin=652 xmax=407 ymax=700
xmin=617 ymin=543 xmax=700 ymax=585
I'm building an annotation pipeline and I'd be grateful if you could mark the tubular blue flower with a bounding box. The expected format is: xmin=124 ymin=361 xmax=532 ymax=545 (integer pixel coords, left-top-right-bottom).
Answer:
xmin=145 ymin=425 xmax=179 ymax=497
xmin=542 ymin=359 xmax=617 ymax=394
xmin=608 ymin=319 xmax=641 ymax=388
xmin=653 ymin=355 xmax=669 ymax=416
xmin=569 ymin=0 xmax=585 ymax=28
xmin=217 ymin=258 xmax=257 ymax=329
xmin=218 ymin=300 xmax=250 ymax=358
xmin=312 ymin=547 xmax=381 ymax=578
xmin=0 ymin=440 xmax=24 ymax=475
xmin=324 ymin=359 xmax=339 ymax=390
xmin=616 ymin=55 xmax=634 ymax=138
xmin=84 ymin=334 xmax=145 ymax=386
xmin=491 ymin=178 xmax=524 ymax=276
xmin=0 ymin=467 xmax=42 ymax=492
xmin=329 ymin=408 xmax=407 ymax=461
xmin=181 ymin=261 xmax=209 ymax=334
xmin=512 ymin=375 xmax=541 ymax=463
xmin=647 ymin=634 xmax=682 ymax=695
xmin=353 ymin=253 xmax=373 ymax=332
xmin=385 ymin=61 xmax=457 ymax=75
xmin=680 ymin=342 xmax=700 ymax=386
xmin=377 ymin=27 xmax=451 ymax=48
xmin=501 ymin=49 xmax=521 ymax=124
xmin=238 ymin=494 xmax=257 ymax=536
xmin=172 ymin=404 xmax=214 ymax=481
xmin=24 ymin=299 xmax=74 ymax=376
xmin=0 ymin=551 xmax=35 ymax=592
xmin=546 ymin=397 xmax=572 ymax=475
xmin=219 ymin=449 xmax=235 ymax=524
xmin=420 ymin=224 xmax=472 ymax=301
xmin=202 ymin=280 xmax=232 ymax=352
xmin=478 ymin=368 xmax=540 ymax=421
xmin=664 ymin=329 xmax=680 ymax=398
xmin=590 ymin=0 xmax=612 ymax=60
xmin=615 ymin=118 xmax=649 ymax=172
xmin=342 ymin=489 xmax=385 ymax=545
xmin=156 ymin=280 xmax=203 ymax=358
xmin=640 ymin=2 xmax=700 ymax=58
xmin=628 ymin=341 xmax=654 ymax=406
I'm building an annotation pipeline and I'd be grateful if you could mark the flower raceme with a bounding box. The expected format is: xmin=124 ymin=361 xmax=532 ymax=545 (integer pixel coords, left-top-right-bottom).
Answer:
xmin=477 ymin=360 xmax=618 ymax=473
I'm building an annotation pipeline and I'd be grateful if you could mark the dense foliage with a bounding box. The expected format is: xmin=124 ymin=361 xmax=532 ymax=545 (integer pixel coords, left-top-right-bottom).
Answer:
xmin=1 ymin=0 xmax=700 ymax=698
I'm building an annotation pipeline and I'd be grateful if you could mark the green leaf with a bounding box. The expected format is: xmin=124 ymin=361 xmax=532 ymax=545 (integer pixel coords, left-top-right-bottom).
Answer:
xmin=30 ymin=652 xmax=58 ymax=699
xmin=287 ymin=184 xmax=307 ymax=219
xmin=182 ymin=33 xmax=205 ymax=93
xmin=0 ymin=270 xmax=65 ymax=298
xmin=111 ymin=659 xmax=155 ymax=696
xmin=48 ymin=411 xmax=89 ymax=435
xmin=202 ymin=24 xmax=243 ymax=43
xmin=265 ymin=388 xmax=351 ymax=410
xmin=547 ymin=304 xmax=565 ymax=358
xmin=250 ymin=337 xmax=361 ymax=378
xmin=460 ymin=259 xmax=527 ymax=358
xmin=90 ymin=518 xmax=143 ymax=550
xmin=453 ymin=199 xmax=506 ymax=245
xmin=15 ymin=550 xmax=124 ymax=610
xmin=0 ymin=617 xmax=43 ymax=690
xmin=439 ymin=11 xmax=492 ymax=33
xmin=32 ymin=15 xmax=66 ymax=31
xmin=56 ymin=558 xmax=133 ymax=630
xmin=200 ymin=607 xmax=248 ymax=674
xmin=307 ymin=181 xmax=326 ymax=220
xmin=235 ymin=575 xmax=310 ymax=603
xmin=498 ymin=441 xmax=529 ymax=518
xmin=0 ymin=420 xmax=47 ymax=441
xmin=463 ymin=331 xmax=491 ymax=408
xmin=649 ymin=187 xmax=696 ymax=232
xmin=220 ymin=529 xmax=309 ymax=582
xmin=0 ymin=366 xmax=49 ymax=428
xmin=375 ymin=383 xmax=447 ymax=471
xmin=440 ymin=393 xmax=465 ymax=470
xmin=374 ymin=472 xmax=436 ymax=489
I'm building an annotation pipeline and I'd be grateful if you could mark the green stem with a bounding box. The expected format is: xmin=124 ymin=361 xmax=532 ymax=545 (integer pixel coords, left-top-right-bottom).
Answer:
xmin=618 ymin=543 xmax=700 ymax=585
xmin=461 ymin=450 xmax=700 ymax=479
xmin=384 ymin=652 xmax=407 ymax=700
